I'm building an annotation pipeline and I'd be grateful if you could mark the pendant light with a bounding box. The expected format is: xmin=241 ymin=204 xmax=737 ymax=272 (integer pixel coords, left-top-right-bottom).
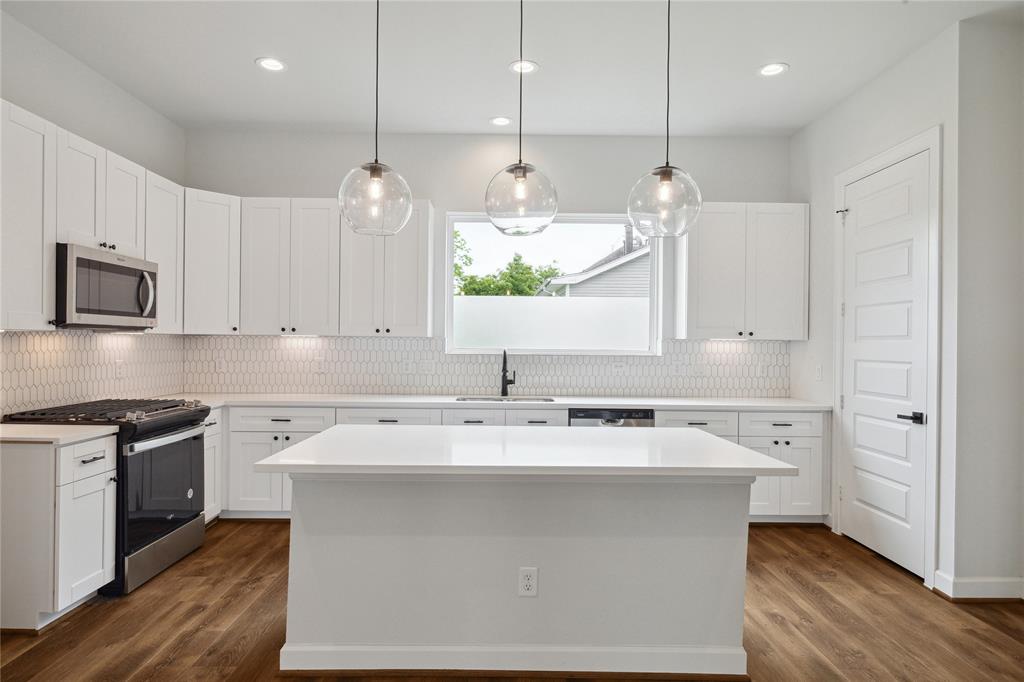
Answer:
xmin=339 ymin=0 xmax=413 ymax=236
xmin=484 ymin=0 xmax=557 ymax=236
xmin=626 ymin=0 xmax=702 ymax=238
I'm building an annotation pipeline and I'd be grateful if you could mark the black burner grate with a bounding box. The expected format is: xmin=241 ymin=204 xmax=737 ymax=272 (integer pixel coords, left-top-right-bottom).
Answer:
xmin=5 ymin=398 xmax=187 ymax=422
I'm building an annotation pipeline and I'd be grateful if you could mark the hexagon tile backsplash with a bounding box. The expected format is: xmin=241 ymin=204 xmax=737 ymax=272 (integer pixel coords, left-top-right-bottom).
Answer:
xmin=1 ymin=331 xmax=186 ymax=414
xmin=2 ymin=332 xmax=789 ymax=414
xmin=182 ymin=336 xmax=789 ymax=398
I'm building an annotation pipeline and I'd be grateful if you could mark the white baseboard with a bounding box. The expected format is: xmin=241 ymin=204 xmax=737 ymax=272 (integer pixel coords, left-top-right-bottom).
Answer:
xmin=933 ymin=571 xmax=1023 ymax=599
xmin=279 ymin=643 xmax=747 ymax=676
xmin=749 ymin=515 xmax=827 ymax=524
xmin=220 ymin=510 xmax=290 ymax=520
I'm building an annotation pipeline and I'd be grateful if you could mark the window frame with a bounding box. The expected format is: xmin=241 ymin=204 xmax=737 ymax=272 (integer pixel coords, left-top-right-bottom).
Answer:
xmin=444 ymin=211 xmax=664 ymax=356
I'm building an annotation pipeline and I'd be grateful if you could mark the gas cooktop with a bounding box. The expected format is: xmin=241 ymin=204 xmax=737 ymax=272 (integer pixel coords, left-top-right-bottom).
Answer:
xmin=3 ymin=398 xmax=210 ymax=440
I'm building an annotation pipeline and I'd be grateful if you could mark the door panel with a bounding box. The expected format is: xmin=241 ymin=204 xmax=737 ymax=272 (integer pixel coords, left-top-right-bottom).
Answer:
xmin=105 ymin=152 xmax=146 ymax=258
xmin=280 ymin=432 xmax=318 ymax=511
xmin=740 ymin=437 xmax=780 ymax=516
xmin=841 ymin=151 xmax=930 ymax=576
xmin=56 ymin=128 xmax=106 ymax=249
xmin=339 ymin=227 xmax=383 ymax=335
xmin=145 ymin=172 xmax=185 ymax=333
xmin=227 ymin=432 xmax=282 ymax=511
xmin=382 ymin=202 xmax=431 ymax=336
xmin=240 ymin=198 xmax=291 ymax=335
xmin=184 ymin=189 xmax=241 ymax=334
xmin=290 ymin=199 xmax=341 ymax=335
xmin=682 ymin=202 xmax=747 ymax=339
xmin=779 ymin=438 xmax=822 ymax=515
xmin=1 ymin=101 xmax=56 ymax=330
xmin=745 ymin=203 xmax=808 ymax=340
xmin=56 ymin=473 xmax=115 ymax=609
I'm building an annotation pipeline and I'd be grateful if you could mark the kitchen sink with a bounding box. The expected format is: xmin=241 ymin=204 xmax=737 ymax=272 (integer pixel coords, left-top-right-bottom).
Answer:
xmin=455 ymin=396 xmax=556 ymax=402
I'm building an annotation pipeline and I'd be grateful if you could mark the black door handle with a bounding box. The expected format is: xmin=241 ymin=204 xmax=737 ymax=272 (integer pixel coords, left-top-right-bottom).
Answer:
xmin=897 ymin=412 xmax=926 ymax=425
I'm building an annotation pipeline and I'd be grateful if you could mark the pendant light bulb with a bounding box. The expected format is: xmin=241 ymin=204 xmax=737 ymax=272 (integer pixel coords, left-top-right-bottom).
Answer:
xmin=484 ymin=0 xmax=558 ymax=236
xmin=339 ymin=0 xmax=413 ymax=237
xmin=626 ymin=0 xmax=701 ymax=238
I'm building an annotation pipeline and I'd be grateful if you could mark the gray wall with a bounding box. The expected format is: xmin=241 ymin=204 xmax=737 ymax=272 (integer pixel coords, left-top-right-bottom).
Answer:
xmin=0 ymin=12 xmax=186 ymax=183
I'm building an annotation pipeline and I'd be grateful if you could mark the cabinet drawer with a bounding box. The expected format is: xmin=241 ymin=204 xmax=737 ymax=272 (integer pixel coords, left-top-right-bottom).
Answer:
xmin=58 ymin=436 xmax=117 ymax=485
xmin=229 ymin=407 xmax=334 ymax=432
xmin=442 ymin=409 xmax=506 ymax=426
xmin=739 ymin=412 xmax=823 ymax=437
xmin=336 ymin=408 xmax=442 ymax=426
xmin=505 ymin=409 xmax=569 ymax=427
xmin=655 ymin=411 xmax=738 ymax=436
xmin=204 ymin=408 xmax=223 ymax=437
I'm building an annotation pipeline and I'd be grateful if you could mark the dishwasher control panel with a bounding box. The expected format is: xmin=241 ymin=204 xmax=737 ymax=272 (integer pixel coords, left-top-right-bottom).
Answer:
xmin=569 ymin=409 xmax=655 ymax=427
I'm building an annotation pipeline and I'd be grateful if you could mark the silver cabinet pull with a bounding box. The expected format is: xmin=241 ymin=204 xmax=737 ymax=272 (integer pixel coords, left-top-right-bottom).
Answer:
xmin=79 ymin=455 xmax=105 ymax=465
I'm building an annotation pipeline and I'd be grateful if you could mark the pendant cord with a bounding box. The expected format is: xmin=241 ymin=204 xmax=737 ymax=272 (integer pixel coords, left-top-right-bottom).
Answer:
xmin=518 ymin=0 xmax=524 ymax=165
xmin=374 ymin=0 xmax=380 ymax=163
xmin=665 ymin=0 xmax=670 ymax=167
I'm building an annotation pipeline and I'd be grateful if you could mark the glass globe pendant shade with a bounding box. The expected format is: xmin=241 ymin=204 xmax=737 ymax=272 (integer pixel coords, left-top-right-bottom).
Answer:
xmin=484 ymin=162 xmax=558 ymax=236
xmin=626 ymin=165 xmax=702 ymax=238
xmin=339 ymin=162 xmax=413 ymax=236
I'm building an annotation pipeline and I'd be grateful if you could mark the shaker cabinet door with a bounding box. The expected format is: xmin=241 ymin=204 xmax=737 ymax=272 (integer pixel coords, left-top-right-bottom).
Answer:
xmin=56 ymin=128 xmax=106 ymax=249
xmin=184 ymin=188 xmax=241 ymax=334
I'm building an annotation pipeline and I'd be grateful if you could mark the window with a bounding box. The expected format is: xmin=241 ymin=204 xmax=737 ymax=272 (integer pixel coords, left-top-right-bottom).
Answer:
xmin=446 ymin=213 xmax=661 ymax=354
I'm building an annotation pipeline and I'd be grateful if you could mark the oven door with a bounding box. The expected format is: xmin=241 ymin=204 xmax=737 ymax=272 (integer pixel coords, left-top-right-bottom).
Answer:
xmin=57 ymin=243 xmax=158 ymax=329
xmin=123 ymin=424 xmax=205 ymax=556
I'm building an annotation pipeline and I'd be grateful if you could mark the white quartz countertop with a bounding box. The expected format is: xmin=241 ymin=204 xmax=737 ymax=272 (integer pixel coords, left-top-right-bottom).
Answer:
xmin=168 ymin=393 xmax=832 ymax=412
xmin=0 ymin=423 xmax=119 ymax=445
xmin=254 ymin=424 xmax=799 ymax=478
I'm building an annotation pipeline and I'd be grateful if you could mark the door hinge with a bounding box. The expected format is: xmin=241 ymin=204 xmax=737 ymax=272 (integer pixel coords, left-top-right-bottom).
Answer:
xmin=841 ymin=301 xmax=846 ymax=317
xmin=838 ymin=485 xmax=843 ymax=502
xmin=840 ymin=395 xmax=845 ymax=410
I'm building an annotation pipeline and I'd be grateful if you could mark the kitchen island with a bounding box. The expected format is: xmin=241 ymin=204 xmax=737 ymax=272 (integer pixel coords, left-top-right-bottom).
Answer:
xmin=255 ymin=425 xmax=797 ymax=678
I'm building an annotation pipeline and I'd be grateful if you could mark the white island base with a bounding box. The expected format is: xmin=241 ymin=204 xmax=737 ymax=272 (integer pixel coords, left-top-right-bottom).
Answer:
xmin=256 ymin=425 xmax=797 ymax=679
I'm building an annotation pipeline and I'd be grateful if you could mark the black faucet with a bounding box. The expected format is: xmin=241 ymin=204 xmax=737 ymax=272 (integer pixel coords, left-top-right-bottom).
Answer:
xmin=500 ymin=350 xmax=516 ymax=397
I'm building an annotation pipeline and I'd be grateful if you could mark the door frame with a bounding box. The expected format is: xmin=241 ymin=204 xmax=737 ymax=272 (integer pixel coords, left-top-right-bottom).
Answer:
xmin=831 ymin=126 xmax=942 ymax=586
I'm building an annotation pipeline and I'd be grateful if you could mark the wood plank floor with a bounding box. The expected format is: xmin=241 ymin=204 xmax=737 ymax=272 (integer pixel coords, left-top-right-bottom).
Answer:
xmin=2 ymin=521 xmax=1022 ymax=681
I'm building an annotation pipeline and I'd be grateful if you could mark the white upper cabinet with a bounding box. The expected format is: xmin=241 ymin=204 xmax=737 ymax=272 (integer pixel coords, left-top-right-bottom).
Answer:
xmin=104 ymin=151 xmax=146 ymax=258
xmin=184 ymin=188 xmax=241 ymax=334
xmin=145 ymin=172 xmax=185 ymax=334
xmin=290 ymin=199 xmax=341 ymax=336
xmin=240 ymin=198 xmax=291 ymax=335
xmin=56 ymin=128 xmax=106 ymax=250
xmin=1 ymin=101 xmax=57 ymax=330
xmin=340 ymin=200 xmax=433 ymax=337
xmin=744 ymin=204 xmax=809 ymax=341
xmin=239 ymin=198 xmax=341 ymax=336
xmin=676 ymin=202 xmax=808 ymax=340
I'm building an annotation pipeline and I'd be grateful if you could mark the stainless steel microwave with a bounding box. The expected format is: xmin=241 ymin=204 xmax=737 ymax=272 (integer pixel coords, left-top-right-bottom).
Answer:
xmin=56 ymin=243 xmax=158 ymax=330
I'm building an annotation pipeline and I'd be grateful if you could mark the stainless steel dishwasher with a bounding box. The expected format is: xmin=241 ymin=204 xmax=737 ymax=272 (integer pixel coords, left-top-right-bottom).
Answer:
xmin=568 ymin=408 xmax=655 ymax=427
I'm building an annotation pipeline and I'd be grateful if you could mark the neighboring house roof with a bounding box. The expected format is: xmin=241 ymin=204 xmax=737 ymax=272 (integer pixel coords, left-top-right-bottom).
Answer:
xmin=545 ymin=245 xmax=650 ymax=287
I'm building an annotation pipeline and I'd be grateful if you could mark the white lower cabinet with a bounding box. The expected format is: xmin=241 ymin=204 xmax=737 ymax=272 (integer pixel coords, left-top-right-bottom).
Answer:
xmin=203 ymin=409 xmax=224 ymax=521
xmin=336 ymin=408 xmax=443 ymax=426
xmin=1 ymin=434 xmax=117 ymax=629
xmin=740 ymin=437 xmax=783 ymax=516
xmin=56 ymin=472 xmax=116 ymax=609
xmin=505 ymin=409 xmax=569 ymax=427
xmin=228 ymin=429 xmax=319 ymax=513
xmin=442 ymin=409 xmax=506 ymax=426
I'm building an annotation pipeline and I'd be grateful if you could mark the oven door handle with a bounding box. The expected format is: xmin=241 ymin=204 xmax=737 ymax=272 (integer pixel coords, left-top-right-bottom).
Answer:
xmin=127 ymin=424 xmax=206 ymax=456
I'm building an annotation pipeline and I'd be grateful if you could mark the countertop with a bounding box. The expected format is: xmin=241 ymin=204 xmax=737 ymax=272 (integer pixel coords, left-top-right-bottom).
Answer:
xmin=0 ymin=424 xmax=119 ymax=445
xmin=169 ymin=393 xmax=833 ymax=412
xmin=254 ymin=424 xmax=800 ymax=478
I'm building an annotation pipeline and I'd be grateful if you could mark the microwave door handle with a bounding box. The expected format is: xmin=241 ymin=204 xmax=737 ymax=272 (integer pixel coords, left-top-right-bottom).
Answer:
xmin=140 ymin=272 xmax=155 ymax=317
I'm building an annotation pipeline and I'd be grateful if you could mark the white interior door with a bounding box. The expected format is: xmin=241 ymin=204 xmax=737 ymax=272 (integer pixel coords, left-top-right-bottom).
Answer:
xmin=840 ymin=151 xmax=931 ymax=576
xmin=240 ymin=197 xmax=291 ymax=335
xmin=290 ymin=199 xmax=340 ymax=336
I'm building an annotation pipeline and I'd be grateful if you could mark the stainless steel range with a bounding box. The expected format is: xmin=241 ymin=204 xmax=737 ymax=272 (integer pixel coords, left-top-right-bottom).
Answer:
xmin=4 ymin=398 xmax=211 ymax=594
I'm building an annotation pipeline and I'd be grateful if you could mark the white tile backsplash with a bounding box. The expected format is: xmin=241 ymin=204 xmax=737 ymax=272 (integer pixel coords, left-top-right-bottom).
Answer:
xmin=1 ymin=331 xmax=186 ymax=414
xmin=2 ymin=332 xmax=789 ymax=414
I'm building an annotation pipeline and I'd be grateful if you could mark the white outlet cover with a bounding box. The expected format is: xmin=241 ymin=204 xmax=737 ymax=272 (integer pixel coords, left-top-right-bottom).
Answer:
xmin=518 ymin=566 xmax=538 ymax=597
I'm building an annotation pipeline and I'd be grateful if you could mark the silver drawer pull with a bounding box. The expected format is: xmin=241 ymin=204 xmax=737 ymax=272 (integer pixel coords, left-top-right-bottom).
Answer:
xmin=79 ymin=455 xmax=105 ymax=465
xmin=687 ymin=422 xmax=708 ymax=426
xmin=378 ymin=419 xmax=398 ymax=423
xmin=772 ymin=423 xmax=793 ymax=427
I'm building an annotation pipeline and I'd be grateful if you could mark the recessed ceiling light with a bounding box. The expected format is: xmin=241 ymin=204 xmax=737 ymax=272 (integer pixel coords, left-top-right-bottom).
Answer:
xmin=759 ymin=62 xmax=789 ymax=77
xmin=509 ymin=60 xmax=538 ymax=74
xmin=490 ymin=116 xmax=512 ymax=127
xmin=256 ymin=57 xmax=287 ymax=72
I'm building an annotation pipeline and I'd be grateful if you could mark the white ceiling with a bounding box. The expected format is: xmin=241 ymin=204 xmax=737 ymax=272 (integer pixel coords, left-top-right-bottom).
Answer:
xmin=2 ymin=1 xmax=1008 ymax=136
